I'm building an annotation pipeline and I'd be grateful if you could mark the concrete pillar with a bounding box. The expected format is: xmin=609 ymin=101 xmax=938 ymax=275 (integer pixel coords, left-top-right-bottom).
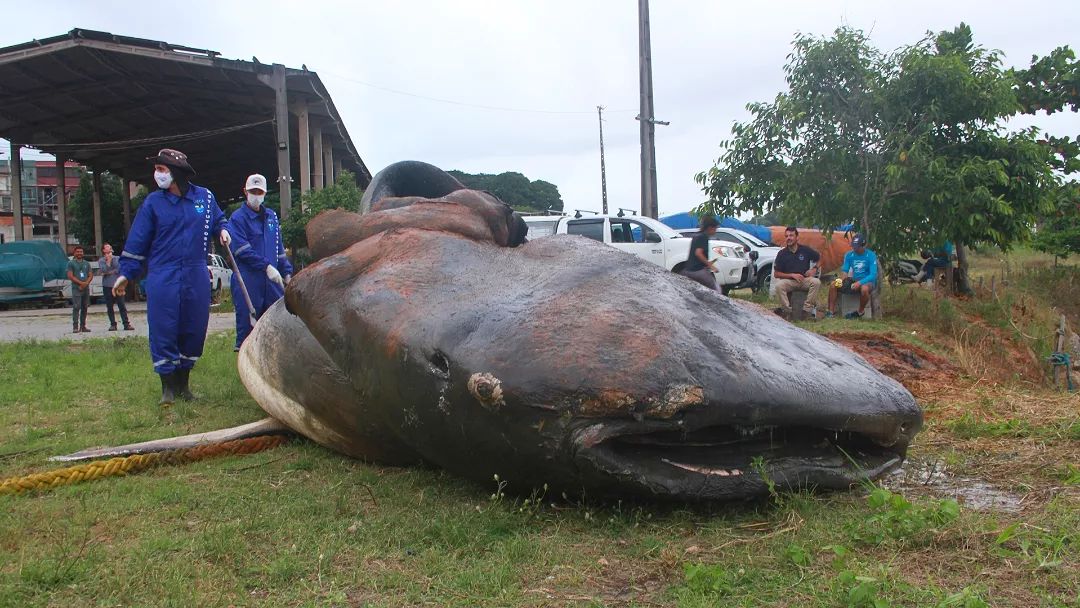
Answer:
xmin=312 ymin=125 xmax=324 ymax=191
xmin=121 ymin=179 xmax=132 ymax=234
xmin=323 ymin=136 xmax=334 ymax=186
xmin=295 ymin=102 xmax=311 ymax=198
xmin=10 ymin=143 xmax=24 ymax=240
xmin=333 ymin=157 xmax=343 ymax=182
xmin=91 ymin=169 xmax=104 ymax=255
xmin=55 ymin=157 xmax=68 ymax=251
xmin=270 ymin=64 xmax=292 ymax=220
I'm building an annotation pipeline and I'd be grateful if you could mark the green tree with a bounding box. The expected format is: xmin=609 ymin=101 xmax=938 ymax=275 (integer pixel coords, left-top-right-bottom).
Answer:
xmin=448 ymin=170 xmax=564 ymax=212
xmin=1032 ymin=183 xmax=1080 ymax=259
xmin=279 ymin=171 xmax=363 ymax=254
xmin=695 ymin=24 xmax=1073 ymax=293
xmin=70 ymin=170 xmax=127 ymax=253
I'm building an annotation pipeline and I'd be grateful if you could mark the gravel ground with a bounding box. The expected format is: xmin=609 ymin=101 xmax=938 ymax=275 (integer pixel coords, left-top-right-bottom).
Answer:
xmin=0 ymin=301 xmax=235 ymax=342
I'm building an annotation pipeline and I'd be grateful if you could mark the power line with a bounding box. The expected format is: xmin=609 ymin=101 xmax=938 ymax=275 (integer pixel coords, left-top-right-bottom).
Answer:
xmin=321 ymin=70 xmax=636 ymax=116
xmin=16 ymin=119 xmax=274 ymax=154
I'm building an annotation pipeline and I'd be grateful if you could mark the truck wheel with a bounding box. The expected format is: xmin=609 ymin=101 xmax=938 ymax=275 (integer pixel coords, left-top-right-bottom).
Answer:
xmin=754 ymin=266 xmax=772 ymax=294
xmin=721 ymin=285 xmax=732 ymax=296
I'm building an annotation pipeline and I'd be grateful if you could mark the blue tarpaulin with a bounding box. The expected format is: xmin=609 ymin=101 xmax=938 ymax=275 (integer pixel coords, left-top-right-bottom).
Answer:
xmin=0 ymin=241 xmax=69 ymax=290
xmin=659 ymin=212 xmax=774 ymax=243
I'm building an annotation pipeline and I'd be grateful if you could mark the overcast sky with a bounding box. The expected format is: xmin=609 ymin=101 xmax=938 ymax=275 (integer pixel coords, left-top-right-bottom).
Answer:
xmin=2 ymin=0 xmax=1078 ymax=217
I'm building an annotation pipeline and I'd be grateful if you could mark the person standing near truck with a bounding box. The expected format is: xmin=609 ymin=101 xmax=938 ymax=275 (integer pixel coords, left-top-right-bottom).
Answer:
xmin=98 ymin=243 xmax=133 ymax=331
xmin=680 ymin=216 xmax=720 ymax=291
xmin=66 ymin=245 xmax=93 ymax=333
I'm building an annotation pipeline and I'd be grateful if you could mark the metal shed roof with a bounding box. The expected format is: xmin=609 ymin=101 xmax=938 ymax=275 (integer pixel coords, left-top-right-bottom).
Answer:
xmin=0 ymin=28 xmax=370 ymax=201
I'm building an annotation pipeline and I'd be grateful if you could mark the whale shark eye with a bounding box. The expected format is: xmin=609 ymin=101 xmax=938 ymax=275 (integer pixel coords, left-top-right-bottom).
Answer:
xmin=430 ymin=351 xmax=450 ymax=379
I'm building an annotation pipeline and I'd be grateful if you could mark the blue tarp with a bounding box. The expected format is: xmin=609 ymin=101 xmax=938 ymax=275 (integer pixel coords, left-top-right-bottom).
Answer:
xmin=0 ymin=241 xmax=69 ymax=290
xmin=659 ymin=212 xmax=774 ymax=243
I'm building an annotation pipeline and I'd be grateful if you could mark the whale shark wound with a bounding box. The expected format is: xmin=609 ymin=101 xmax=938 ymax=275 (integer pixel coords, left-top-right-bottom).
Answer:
xmin=238 ymin=160 xmax=923 ymax=501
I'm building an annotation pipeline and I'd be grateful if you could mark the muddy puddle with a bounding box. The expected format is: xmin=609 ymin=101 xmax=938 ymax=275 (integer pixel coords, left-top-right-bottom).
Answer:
xmin=882 ymin=459 xmax=1024 ymax=513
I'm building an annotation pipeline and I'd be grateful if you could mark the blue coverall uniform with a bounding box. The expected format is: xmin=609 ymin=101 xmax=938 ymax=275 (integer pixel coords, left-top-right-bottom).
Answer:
xmin=120 ymin=184 xmax=227 ymax=376
xmin=229 ymin=203 xmax=293 ymax=348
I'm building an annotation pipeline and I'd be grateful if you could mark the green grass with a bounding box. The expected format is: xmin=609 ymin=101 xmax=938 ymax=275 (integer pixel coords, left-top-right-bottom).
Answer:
xmin=1 ymin=335 xmax=1077 ymax=606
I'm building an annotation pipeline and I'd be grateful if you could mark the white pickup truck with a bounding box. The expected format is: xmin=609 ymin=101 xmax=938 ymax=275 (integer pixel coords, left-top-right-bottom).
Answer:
xmin=524 ymin=213 xmax=751 ymax=291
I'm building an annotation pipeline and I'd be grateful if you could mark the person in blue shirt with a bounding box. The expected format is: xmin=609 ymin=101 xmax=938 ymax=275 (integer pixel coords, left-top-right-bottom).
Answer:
xmin=112 ymin=149 xmax=231 ymax=405
xmin=229 ymin=173 xmax=293 ymax=351
xmin=826 ymin=233 xmax=879 ymax=319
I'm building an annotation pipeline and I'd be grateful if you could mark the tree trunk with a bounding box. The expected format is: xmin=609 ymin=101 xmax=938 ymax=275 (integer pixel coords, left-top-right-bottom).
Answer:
xmin=954 ymin=242 xmax=973 ymax=295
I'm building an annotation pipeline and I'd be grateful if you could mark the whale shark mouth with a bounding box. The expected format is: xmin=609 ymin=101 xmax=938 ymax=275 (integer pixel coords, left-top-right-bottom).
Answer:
xmin=577 ymin=422 xmax=906 ymax=497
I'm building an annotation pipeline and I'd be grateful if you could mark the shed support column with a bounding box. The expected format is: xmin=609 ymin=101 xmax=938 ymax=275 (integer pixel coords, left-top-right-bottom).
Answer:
xmin=121 ymin=179 xmax=132 ymax=234
xmin=294 ymin=102 xmax=311 ymax=199
xmin=323 ymin=137 xmax=334 ymax=186
xmin=10 ymin=143 xmax=24 ymax=241
xmin=91 ymin=169 xmax=104 ymax=255
xmin=270 ymin=64 xmax=292 ymax=220
xmin=55 ymin=157 xmax=68 ymax=251
xmin=312 ymin=125 xmax=324 ymax=191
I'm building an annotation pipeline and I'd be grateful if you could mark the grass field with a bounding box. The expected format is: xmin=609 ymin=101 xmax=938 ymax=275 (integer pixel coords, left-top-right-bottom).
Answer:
xmin=1 ymin=252 xmax=1077 ymax=607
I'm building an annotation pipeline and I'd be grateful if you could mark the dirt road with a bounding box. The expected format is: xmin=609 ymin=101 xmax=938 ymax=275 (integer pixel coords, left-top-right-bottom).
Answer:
xmin=0 ymin=302 xmax=235 ymax=342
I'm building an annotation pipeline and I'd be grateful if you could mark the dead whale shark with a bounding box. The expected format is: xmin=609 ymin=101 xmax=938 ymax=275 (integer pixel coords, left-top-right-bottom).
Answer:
xmin=233 ymin=160 xmax=923 ymax=501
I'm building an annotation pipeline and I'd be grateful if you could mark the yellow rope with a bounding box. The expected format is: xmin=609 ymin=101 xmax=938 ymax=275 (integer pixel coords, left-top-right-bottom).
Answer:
xmin=0 ymin=434 xmax=290 ymax=496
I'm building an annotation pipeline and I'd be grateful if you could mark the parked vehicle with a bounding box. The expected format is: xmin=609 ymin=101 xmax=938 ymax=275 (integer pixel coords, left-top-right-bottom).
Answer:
xmin=524 ymin=212 xmax=751 ymax=291
xmin=0 ymin=240 xmax=71 ymax=308
xmin=208 ymin=253 xmax=233 ymax=292
xmin=679 ymin=227 xmax=781 ymax=293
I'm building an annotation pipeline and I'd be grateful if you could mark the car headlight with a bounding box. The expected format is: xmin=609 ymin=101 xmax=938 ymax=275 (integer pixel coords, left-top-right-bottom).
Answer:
xmin=711 ymin=245 xmax=738 ymax=259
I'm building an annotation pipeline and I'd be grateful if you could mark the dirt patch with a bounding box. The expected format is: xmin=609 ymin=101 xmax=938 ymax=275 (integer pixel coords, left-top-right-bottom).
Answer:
xmin=827 ymin=332 xmax=963 ymax=401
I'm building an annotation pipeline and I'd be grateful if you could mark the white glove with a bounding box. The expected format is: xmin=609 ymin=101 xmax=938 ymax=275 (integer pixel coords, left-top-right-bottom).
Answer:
xmin=266 ymin=265 xmax=284 ymax=287
xmin=220 ymin=229 xmax=232 ymax=247
xmin=113 ymin=275 xmax=128 ymax=297
xmin=284 ymin=274 xmax=292 ymax=286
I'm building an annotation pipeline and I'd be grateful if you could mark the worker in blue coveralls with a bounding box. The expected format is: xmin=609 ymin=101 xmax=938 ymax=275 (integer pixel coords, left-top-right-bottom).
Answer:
xmin=112 ymin=149 xmax=231 ymax=405
xmin=229 ymin=173 xmax=292 ymax=352
xmin=825 ymin=233 xmax=879 ymax=320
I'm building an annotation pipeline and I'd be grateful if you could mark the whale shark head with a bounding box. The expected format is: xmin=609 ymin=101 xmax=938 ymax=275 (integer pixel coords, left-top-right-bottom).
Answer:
xmin=239 ymin=161 xmax=922 ymax=501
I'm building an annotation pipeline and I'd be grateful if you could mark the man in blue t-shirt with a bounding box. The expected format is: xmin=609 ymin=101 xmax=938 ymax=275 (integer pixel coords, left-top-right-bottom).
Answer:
xmin=826 ymin=233 xmax=878 ymax=319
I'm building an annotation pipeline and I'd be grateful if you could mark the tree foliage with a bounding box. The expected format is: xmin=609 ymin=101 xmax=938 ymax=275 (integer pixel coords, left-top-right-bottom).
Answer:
xmin=694 ymin=24 xmax=1076 ymax=267
xmin=279 ymin=171 xmax=363 ymax=252
xmin=70 ymin=170 xmax=127 ymax=253
xmin=1032 ymin=183 xmax=1080 ymax=258
xmin=447 ymin=170 xmax=563 ymax=213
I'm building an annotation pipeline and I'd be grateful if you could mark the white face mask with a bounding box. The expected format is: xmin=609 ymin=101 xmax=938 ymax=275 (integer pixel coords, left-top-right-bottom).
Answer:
xmin=246 ymin=193 xmax=265 ymax=209
xmin=154 ymin=170 xmax=173 ymax=189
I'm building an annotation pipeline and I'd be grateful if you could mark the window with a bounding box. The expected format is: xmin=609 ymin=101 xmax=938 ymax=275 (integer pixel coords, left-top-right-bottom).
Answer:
xmin=566 ymin=218 xmax=604 ymax=242
xmin=712 ymin=233 xmax=742 ymax=245
xmin=525 ymin=219 xmax=558 ymax=238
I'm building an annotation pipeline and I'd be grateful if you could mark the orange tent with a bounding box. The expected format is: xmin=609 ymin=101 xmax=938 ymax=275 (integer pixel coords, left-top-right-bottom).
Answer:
xmin=767 ymin=227 xmax=853 ymax=274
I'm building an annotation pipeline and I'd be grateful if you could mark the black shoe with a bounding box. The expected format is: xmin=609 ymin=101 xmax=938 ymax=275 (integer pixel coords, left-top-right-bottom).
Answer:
xmin=175 ymin=368 xmax=197 ymax=401
xmin=123 ymin=324 xmax=135 ymax=331
xmin=80 ymin=326 xmax=91 ymax=333
xmin=72 ymin=325 xmax=80 ymax=334
xmin=159 ymin=373 xmax=177 ymax=406
xmin=108 ymin=324 xmax=117 ymax=331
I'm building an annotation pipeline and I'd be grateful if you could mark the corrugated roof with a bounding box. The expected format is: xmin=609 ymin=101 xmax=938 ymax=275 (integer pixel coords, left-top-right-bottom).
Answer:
xmin=0 ymin=28 xmax=370 ymax=201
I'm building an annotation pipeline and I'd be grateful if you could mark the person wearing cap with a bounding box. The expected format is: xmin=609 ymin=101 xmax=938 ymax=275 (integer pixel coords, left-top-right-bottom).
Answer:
xmin=112 ymin=148 xmax=231 ymax=405
xmin=228 ymin=173 xmax=293 ymax=351
xmin=826 ymin=233 xmax=879 ymax=319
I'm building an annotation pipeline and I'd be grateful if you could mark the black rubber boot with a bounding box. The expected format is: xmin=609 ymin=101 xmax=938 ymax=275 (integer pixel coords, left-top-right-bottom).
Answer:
xmin=175 ymin=368 xmax=197 ymax=401
xmin=159 ymin=373 xmax=176 ymax=406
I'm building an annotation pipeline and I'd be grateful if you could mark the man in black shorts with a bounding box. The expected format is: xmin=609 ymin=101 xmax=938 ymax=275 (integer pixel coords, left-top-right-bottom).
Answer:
xmin=680 ymin=216 xmax=720 ymax=291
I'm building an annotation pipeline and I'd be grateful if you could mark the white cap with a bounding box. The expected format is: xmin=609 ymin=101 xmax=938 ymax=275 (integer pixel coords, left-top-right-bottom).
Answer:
xmin=245 ymin=174 xmax=268 ymax=191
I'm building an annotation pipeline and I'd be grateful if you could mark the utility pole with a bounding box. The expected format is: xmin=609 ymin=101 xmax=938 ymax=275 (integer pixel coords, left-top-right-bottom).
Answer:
xmin=637 ymin=0 xmax=668 ymax=219
xmin=597 ymin=106 xmax=608 ymax=215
